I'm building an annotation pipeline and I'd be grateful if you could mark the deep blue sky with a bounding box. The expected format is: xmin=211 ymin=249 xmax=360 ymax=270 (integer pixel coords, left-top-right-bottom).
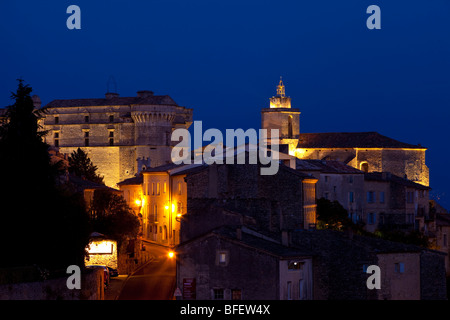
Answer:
xmin=1 ymin=0 xmax=449 ymax=209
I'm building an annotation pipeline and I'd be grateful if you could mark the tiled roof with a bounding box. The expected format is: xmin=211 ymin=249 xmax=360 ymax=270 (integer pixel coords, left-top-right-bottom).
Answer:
xmin=68 ymin=174 xmax=119 ymax=192
xmin=364 ymin=172 xmax=430 ymax=190
xmin=436 ymin=213 xmax=450 ymax=227
xmin=292 ymin=229 xmax=423 ymax=254
xmin=117 ymin=175 xmax=143 ymax=186
xmin=43 ymin=95 xmax=178 ymax=108
xmin=180 ymin=225 xmax=314 ymax=258
xmin=296 ymin=159 xmax=363 ymax=174
xmin=297 ymin=132 xmax=425 ymax=149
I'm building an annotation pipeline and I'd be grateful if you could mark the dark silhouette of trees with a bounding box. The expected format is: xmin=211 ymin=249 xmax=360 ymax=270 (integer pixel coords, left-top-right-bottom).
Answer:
xmin=68 ymin=148 xmax=104 ymax=185
xmin=89 ymin=189 xmax=140 ymax=246
xmin=316 ymin=197 xmax=354 ymax=231
xmin=0 ymin=80 xmax=90 ymax=270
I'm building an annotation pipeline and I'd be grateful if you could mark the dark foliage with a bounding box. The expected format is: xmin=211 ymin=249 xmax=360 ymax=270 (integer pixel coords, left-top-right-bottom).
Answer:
xmin=89 ymin=189 xmax=140 ymax=245
xmin=68 ymin=148 xmax=104 ymax=185
xmin=0 ymin=80 xmax=90 ymax=270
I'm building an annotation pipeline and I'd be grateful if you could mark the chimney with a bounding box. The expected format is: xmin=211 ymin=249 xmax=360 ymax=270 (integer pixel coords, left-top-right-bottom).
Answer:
xmin=105 ymin=92 xmax=119 ymax=100
xmin=32 ymin=95 xmax=41 ymax=109
xmin=137 ymin=90 xmax=154 ymax=98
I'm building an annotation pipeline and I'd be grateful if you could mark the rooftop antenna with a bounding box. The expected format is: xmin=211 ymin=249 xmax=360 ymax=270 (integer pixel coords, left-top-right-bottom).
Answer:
xmin=107 ymin=75 xmax=118 ymax=93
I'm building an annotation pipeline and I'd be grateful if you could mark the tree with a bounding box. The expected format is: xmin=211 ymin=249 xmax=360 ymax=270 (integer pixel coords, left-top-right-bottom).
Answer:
xmin=89 ymin=189 xmax=140 ymax=245
xmin=316 ymin=198 xmax=354 ymax=231
xmin=68 ymin=148 xmax=104 ymax=184
xmin=0 ymin=80 xmax=90 ymax=270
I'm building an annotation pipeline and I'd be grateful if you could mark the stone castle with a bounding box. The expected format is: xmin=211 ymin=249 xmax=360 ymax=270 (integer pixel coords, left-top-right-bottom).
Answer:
xmin=39 ymin=90 xmax=193 ymax=188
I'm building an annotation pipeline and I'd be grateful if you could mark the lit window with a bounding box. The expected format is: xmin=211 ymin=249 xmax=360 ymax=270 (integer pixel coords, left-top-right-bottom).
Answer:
xmin=232 ymin=289 xmax=242 ymax=300
xmin=156 ymin=183 xmax=160 ymax=195
xmin=217 ymin=250 xmax=228 ymax=266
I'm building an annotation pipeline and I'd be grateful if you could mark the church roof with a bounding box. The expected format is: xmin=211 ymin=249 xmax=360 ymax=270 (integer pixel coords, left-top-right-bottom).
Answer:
xmin=297 ymin=132 xmax=425 ymax=149
xmin=43 ymin=95 xmax=178 ymax=108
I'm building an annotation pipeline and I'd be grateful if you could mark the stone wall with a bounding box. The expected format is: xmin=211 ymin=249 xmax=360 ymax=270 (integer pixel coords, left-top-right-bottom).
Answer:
xmin=186 ymin=163 xmax=306 ymax=231
xmin=420 ymin=250 xmax=447 ymax=300
xmin=0 ymin=268 xmax=104 ymax=300
xmin=298 ymin=148 xmax=429 ymax=187
xmin=177 ymin=233 xmax=280 ymax=300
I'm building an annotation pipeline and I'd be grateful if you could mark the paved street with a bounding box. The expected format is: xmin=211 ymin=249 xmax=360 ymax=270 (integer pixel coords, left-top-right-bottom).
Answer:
xmin=116 ymin=243 xmax=176 ymax=300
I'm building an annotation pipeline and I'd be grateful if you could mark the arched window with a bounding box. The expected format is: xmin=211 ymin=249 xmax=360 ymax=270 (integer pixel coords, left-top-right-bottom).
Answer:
xmin=288 ymin=115 xmax=293 ymax=138
xmin=360 ymin=162 xmax=369 ymax=173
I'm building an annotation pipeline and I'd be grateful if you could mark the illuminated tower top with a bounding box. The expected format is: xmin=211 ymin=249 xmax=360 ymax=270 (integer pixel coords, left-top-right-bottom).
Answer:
xmin=270 ymin=77 xmax=291 ymax=108
xmin=276 ymin=77 xmax=285 ymax=97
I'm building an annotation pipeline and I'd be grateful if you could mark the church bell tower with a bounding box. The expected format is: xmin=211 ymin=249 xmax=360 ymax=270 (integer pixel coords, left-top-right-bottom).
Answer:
xmin=261 ymin=78 xmax=300 ymax=155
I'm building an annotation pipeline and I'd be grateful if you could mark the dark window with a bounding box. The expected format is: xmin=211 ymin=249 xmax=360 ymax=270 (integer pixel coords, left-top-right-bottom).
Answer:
xmin=288 ymin=261 xmax=303 ymax=270
xmin=349 ymin=192 xmax=354 ymax=203
xmin=54 ymin=116 xmax=59 ymax=124
xmin=109 ymin=115 xmax=114 ymax=123
xmin=213 ymin=289 xmax=224 ymax=300
xmin=368 ymin=213 xmax=376 ymax=225
xmin=85 ymin=115 xmax=89 ymax=123
xmin=109 ymin=131 xmax=114 ymax=146
xmin=367 ymin=191 xmax=375 ymax=203
xmin=84 ymin=131 xmax=89 ymax=146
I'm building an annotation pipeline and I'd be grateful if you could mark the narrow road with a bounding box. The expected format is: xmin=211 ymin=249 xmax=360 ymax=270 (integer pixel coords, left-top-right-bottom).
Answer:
xmin=117 ymin=243 xmax=176 ymax=300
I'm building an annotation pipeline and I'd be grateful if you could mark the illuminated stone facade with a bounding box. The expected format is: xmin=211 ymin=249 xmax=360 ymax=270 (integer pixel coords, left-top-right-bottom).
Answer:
xmin=262 ymin=81 xmax=429 ymax=187
xmin=39 ymin=90 xmax=193 ymax=188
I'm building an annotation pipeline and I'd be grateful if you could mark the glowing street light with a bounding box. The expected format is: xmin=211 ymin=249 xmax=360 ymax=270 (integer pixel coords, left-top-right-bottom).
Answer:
xmin=168 ymin=251 xmax=175 ymax=259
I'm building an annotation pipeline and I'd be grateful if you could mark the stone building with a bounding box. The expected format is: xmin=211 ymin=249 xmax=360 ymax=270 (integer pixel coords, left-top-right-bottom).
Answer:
xmin=176 ymin=226 xmax=314 ymax=300
xmin=295 ymin=159 xmax=365 ymax=225
xmin=118 ymin=163 xmax=205 ymax=246
xmin=262 ymin=80 xmax=429 ymax=187
xmin=364 ymin=172 xmax=431 ymax=233
xmin=118 ymin=149 xmax=318 ymax=247
xmin=184 ymin=156 xmax=318 ymax=236
xmin=39 ymin=90 xmax=193 ymax=188
xmin=290 ymin=229 xmax=447 ymax=300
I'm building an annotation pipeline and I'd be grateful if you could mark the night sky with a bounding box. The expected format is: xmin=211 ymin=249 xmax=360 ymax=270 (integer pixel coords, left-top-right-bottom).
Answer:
xmin=1 ymin=0 xmax=449 ymax=209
